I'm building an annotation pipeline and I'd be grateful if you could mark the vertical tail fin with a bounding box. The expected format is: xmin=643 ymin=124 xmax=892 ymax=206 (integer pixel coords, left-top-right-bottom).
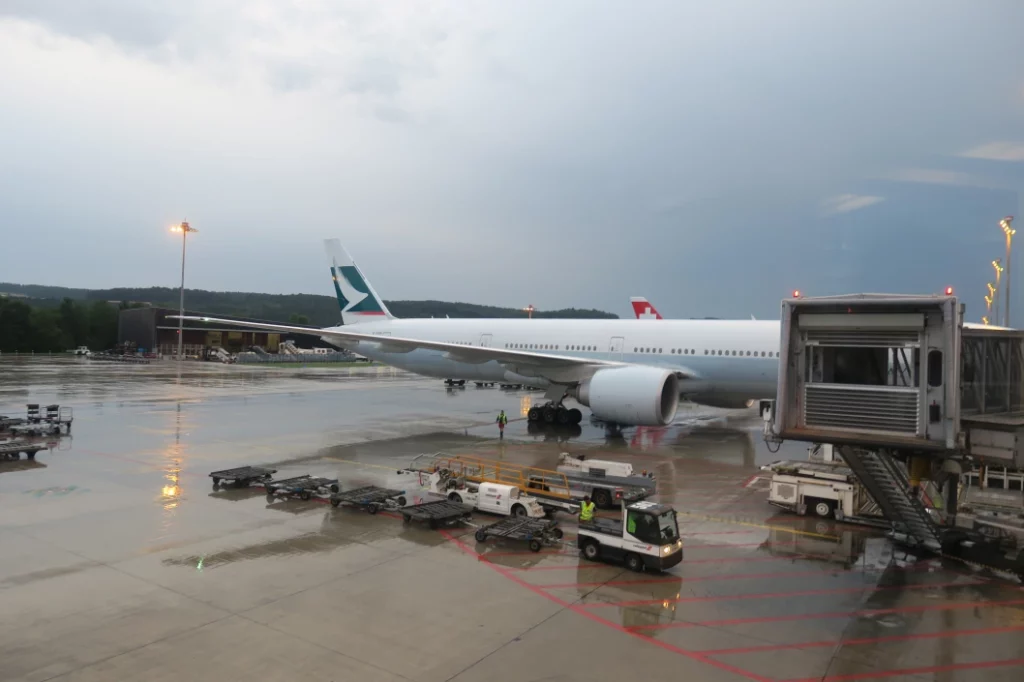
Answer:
xmin=323 ymin=239 xmax=394 ymax=326
xmin=630 ymin=297 xmax=663 ymax=320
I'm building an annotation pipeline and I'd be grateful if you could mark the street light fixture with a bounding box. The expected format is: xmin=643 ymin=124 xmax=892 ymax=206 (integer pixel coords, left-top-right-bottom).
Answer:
xmin=169 ymin=221 xmax=198 ymax=359
xmin=1001 ymin=217 xmax=1015 ymax=327
xmin=992 ymin=259 xmax=1003 ymax=325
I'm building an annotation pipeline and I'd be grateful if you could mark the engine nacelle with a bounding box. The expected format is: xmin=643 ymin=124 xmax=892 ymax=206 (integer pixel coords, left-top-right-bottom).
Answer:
xmin=689 ymin=395 xmax=755 ymax=410
xmin=571 ymin=367 xmax=680 ymax=426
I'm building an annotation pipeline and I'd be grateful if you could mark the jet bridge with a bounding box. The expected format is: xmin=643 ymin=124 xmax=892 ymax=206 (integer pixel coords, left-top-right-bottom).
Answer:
xmin=765 ymin=294 xmax=1024 ymax=578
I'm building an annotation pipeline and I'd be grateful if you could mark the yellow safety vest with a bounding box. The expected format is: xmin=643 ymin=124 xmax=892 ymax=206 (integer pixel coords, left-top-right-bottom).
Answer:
xmin=579 ymin=501 xmax=595 ymax=522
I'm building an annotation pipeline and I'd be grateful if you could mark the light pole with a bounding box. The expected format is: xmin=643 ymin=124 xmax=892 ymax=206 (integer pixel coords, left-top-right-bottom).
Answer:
xmin=1001 ymin=217 xmax=1015 ymax=328
xmin=170 ymin=221 xmax=198 ymax=359
xmin=991 ymin=260 xmax=1003 ymax=325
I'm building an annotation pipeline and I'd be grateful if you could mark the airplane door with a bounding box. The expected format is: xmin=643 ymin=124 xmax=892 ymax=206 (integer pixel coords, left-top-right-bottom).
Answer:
xmin=479 ymin=334 xmax=493 ymax=347
xmin=609 ymin=336 xmax=624 ymax=360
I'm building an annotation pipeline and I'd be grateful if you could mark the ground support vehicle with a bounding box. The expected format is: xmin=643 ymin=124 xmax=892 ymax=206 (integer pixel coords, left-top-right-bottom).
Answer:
xmin=762 ymin=460 xmax=885 ymax=525
xmin=416 ymin=469 xmax=548 ymax=518
xmin=329 ymin=486 xmax=408 ymax=514
xmin=265 ymin=475 xmax=340 ymax=502
xmin=577 ymin=500 xmax=683 ymax=572
xmin=556 ymin=453 xmax=655 ymax=507
xmin=209 ymin=466 xmax=277 ymax=490
xmin=400 ymin=499 xmax=473 ymax=528
xmin=473 ymin=517 xmax=563 ymax=552
xmin=0 ymin=440 xmax=45 ymax=460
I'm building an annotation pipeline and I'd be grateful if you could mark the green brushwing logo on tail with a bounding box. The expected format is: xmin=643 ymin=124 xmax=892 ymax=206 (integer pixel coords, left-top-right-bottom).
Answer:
xmin=331 ymin=263 xmax=386 ymax=315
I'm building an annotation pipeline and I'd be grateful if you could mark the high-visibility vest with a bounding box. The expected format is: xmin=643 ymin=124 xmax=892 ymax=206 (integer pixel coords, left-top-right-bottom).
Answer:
xmin=579 ymin=501 xmax=595 ymax=521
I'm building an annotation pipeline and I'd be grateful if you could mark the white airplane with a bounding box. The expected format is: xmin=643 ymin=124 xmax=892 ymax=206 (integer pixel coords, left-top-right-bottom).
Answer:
xmin=177 ymin=240 xmax=780 ymax=427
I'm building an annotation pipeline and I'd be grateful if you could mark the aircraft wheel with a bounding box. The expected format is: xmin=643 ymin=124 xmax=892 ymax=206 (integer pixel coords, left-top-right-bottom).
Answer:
xmin=542 ymin=406 xmax=556 ymax=423
xmin=528 ymin=407 xmax=541 ymax=422
xmin=556 ymin=408 xmax=571 ymax=425
xmin=568 ymin=408 xmax=583 ymax=424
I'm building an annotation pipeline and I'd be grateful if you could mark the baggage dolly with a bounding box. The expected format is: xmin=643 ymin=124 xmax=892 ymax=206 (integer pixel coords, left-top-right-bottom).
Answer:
xmin=400 ymin=499 xmax=472 ymax=529
xmin=209 ymin=466 xmax=278 ymax=490
xmin=0 ymin=440 xmax=46 ymax=461
xmin=474 ymin=517 xmax=564 ymax=552
xmin=329 ymin=486 xmax=408 ymax=514
xmin=266 ymin=475 xmax=340 ymax=502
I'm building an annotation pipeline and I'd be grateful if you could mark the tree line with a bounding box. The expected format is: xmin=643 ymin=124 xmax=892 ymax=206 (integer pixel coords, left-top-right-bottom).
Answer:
xmin=0 ymin=298 xmax=123 ymax=353
xmin=0 ymin=283 xmax=619 ymax=352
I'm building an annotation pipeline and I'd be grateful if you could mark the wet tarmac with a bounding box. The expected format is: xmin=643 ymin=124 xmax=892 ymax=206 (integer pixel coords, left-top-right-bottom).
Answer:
xmin=2 ymin=356 xmax=1022 ymax=682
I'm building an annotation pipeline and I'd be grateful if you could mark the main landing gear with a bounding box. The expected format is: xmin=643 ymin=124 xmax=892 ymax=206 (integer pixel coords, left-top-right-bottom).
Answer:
xmin=527 ymin=403 xmax=583 ymax=425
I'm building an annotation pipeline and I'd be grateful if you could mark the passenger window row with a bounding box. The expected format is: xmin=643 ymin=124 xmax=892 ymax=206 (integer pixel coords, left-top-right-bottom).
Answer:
xmin=505 ymin=343 xmax=597 ymax=351
xmin=633 ymin=347 xmax=779 ymax=357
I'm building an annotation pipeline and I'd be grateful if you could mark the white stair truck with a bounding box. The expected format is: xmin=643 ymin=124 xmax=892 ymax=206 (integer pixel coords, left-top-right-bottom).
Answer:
xmin=577 ymin=500 xmax=683 ymax=572
xmin=421 ymin=470 xmax=547 ymax=519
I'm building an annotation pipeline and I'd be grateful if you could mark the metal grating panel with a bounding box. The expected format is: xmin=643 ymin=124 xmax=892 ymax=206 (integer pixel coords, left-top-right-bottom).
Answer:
xmin=804 ymin=330 xmax=920 ymax=347
xmin=804 ymin=384 xmax=919 ymax=433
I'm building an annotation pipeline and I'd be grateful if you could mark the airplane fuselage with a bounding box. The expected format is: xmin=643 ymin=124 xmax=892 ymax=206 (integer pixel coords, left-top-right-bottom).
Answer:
xmin=325 ymin=317 xmax=781 ymax=404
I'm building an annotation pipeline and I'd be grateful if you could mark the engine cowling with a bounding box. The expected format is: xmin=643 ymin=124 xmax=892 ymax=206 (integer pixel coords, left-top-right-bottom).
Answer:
xmin=689 ymin=395 xmax=755 ymax=410
xmin=571 ymin=367 xmax=679 ymax=426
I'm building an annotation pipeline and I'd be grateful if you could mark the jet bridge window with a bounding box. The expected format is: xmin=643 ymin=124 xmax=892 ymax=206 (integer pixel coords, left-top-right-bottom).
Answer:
xmin=806 ymin=345 xmax=920 ymax=387
xmin=927 ymin=350 xmax=943 ymax=388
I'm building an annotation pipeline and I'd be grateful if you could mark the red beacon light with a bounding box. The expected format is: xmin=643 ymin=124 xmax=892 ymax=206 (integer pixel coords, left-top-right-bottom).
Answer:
xmin=792 ymin=290 xmax=801 ymax=298
xmin=944 ymin=286 xmax=954 ymax=296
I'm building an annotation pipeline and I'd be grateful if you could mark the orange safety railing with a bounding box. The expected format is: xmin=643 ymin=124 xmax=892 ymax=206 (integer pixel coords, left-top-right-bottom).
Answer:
xmin=418 ymin=453 xmax=575 ymax=501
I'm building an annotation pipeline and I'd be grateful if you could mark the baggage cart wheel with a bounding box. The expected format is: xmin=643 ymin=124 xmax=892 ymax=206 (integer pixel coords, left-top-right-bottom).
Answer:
xmin=429 ymin=519 xmax=439 ymax=529
xmin=211 ymin=478 xmax=220 ymax=490
xmin=330 ymin=484 xmax=340 ymax=493
xmin=551 ymin=527 xmax=564 ymax=540
xmin=330 ymin=498 xmax=341 ymax=508
xmin=395 ymin=496 xmax=407 ymax=507
xmin=475 ymin=529 xmax=488 ymax=543
xmin=27 ymin=451 xmax=36 ymax=460
xmin=367 ymin=503 xmax=379 ymax=515
xmin=300 ymin=491 xmax=312 ymax=501
xmin=266 ymin=493 xmax=275 ymax=503
xmin=402 ymin=515 xmax=411 ymax=525
xmin=582 ymin=541 xmax=600 ymax=561
xmin=529 ymin=539 xmax=542 ymax=553
xmin=624 ymin=552 xmax=644 ymax=572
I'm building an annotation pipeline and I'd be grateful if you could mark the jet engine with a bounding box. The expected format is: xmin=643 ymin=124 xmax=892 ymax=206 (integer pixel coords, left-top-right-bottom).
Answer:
xmin=571 ymin=367 xmax=679 ymax=426
xmin=689 ymin=395 xmax=755 ymax=410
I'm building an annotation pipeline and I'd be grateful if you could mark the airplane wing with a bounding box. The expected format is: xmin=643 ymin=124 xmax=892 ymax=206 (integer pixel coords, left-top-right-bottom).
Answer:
xmin=172 ymin=315 xmax=697 ymax=384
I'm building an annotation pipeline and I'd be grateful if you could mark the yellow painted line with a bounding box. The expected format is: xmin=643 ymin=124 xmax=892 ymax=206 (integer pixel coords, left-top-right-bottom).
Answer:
xmin=678 ymin=511 xmax=841 ymax=541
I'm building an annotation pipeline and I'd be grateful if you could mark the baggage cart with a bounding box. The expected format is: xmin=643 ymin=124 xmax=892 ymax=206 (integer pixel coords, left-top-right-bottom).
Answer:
xmin=400 ymin=499 xmax=472 ymax=529
xmin=329 ymin=486 xmax=408 ymax=514
xmin=209 ymin=466 xmax=278 ymax=490
xmin=266 ymin=475 xmax=340 ymax=502
xmin=473 ymin=516 xmax=563 ymax=552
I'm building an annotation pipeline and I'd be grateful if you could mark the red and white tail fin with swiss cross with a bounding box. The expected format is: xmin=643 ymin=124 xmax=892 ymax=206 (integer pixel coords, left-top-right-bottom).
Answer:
xmin=630 ymin=297 xmax=663 ymax=320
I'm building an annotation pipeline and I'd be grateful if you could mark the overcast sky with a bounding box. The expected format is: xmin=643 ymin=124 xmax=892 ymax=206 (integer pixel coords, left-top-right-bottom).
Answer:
xmin=1 ymin=1 xmax=1023 ymax=320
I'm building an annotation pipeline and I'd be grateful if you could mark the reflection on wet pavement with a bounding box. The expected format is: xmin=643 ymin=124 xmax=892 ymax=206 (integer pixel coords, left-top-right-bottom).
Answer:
xmin=2 ymin=356 xmax=1023 ymax=682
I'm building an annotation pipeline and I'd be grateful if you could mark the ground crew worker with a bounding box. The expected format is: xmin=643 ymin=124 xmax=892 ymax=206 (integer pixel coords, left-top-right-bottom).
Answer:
xmin=496 ymin=410 xmax=508 ymax=438
xmin=579 ymin=495 xmax=595 ymax=524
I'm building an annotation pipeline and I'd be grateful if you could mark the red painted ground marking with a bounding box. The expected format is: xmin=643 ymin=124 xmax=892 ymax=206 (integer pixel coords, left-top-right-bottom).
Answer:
xmin=700 ymin=624 xmax=1024 ymax=655
xmin=438 ymin=529 xmax=772 ymax=682
xmin=584 ymin=580 xmax=983 ymax=607
xmin=628 ymin=598 xmax=1024 ymax=630
xmin=740 ymin=474 xmax=760 ymax=488
xmin=783 ymin=656 xmax=1024 ymax=682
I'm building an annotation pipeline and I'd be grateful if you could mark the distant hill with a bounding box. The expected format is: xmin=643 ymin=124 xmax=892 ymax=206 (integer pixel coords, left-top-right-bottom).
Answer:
xmin=0 ymin=283 xmax=618 ymax=326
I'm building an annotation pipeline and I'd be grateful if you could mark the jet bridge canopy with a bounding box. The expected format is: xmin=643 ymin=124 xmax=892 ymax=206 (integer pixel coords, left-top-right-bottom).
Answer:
xmin=772 ymin=294 xmax=962 ymax=451
xmin=771 ymin=293 xmax=1024 ymax=466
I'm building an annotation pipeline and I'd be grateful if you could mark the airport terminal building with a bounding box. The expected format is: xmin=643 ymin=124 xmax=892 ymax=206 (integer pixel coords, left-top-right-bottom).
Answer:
xmin=117 ymin=307 xmax=322 ymax=356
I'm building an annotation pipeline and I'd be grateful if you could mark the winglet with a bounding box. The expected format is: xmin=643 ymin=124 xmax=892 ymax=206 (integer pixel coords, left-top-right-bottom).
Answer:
xmin=630 ymin=296 xmax=663 ymax=320
xmin=324 ymin=239 xmax=394 ymax=325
